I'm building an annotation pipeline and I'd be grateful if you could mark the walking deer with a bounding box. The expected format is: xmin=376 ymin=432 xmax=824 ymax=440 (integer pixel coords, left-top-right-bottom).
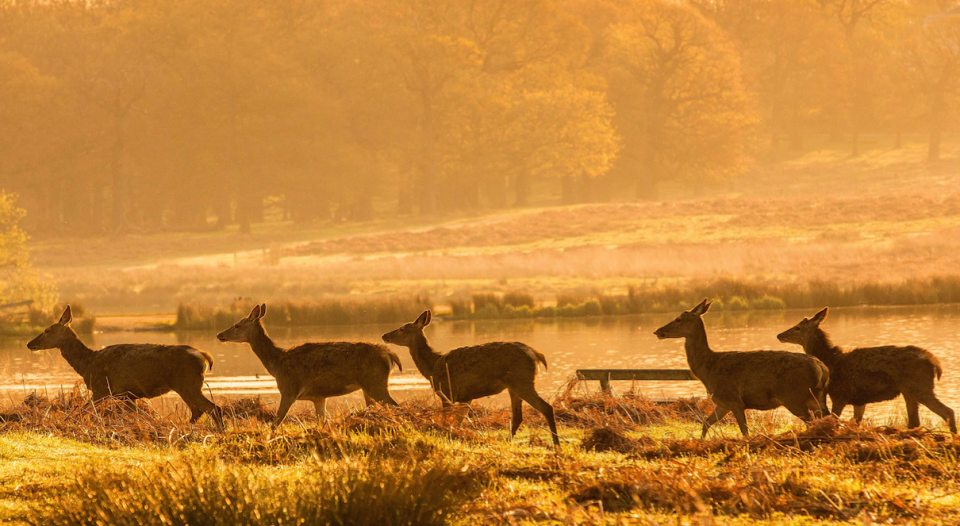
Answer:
xmin=27 ymin=306 xmax=223 ymax=428
xmin=382 ymin=311 xmax=559 ymax=446
xmin=778 ymin=307 xmax=956 ymax=433
xmin=217 ymin=304 xmax=402 ymax=425
xmin=654 ymin=299 xmax=829 ymax=438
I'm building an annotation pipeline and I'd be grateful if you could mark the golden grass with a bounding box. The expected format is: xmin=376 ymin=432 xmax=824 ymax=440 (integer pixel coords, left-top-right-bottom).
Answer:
xmin=1 ymin=377 xmax=960 ymax=524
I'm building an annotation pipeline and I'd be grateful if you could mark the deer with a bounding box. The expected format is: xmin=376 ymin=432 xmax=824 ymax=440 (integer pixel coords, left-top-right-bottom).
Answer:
xmin=778 ymin=307 xmax=956 ymax=433
xmin=216 ymin=304 xmax=402 ymax=426
xmin=654 ymin=299 xmax=829 ymax=438
xmin=382 ymin=310 xmax=559 ymax=446
xmin=27 ymin=306 xmax=223 ymax=429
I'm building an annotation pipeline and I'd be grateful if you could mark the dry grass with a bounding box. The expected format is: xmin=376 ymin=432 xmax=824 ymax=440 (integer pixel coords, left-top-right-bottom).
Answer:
xmin=3 ymin=379 xmax=960 ymax=524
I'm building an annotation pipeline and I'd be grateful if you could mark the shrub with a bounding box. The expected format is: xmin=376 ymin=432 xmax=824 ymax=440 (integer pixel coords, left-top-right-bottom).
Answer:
xmin=533 ymin=306 xmax=556 ymax=318
xmin=511 ymin=305 xmax=533 ymax=318
xmin=597 ymin=295 xmax=622 ymax=315
xmin=471 ymin=293 xmax=501 ymax=313
xmin=449 ymin=298 xmax=472 ymax=318
xmin=502 ymin=291 xmax=535 ymax=309
xmin=474 ymin=304 xmax=500 ymax=319
xmin=725 ymin=296 xmax=749 ymax=311
xmin=582 ymin=300 xmax=603 ymax=317
xmin=749 ymin=295 xmax=786 ymax=310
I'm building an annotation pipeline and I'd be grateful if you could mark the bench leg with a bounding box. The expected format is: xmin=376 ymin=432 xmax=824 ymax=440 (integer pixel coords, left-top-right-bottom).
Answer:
xmin=600 ymin=375 xmax=611 ymax=392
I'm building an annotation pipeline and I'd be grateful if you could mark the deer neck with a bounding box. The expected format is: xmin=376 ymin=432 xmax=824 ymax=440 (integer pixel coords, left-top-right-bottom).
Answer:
xmin=683 ymin=320 xmax=718 ymax=380
xmin=247 ymin=324 xmax=284 ymax=375
xmin=57 ymin=331 xmax=96 ymax=377
xmin=408 ymin=333 xmax=442 ymax=380
xmin=804 ymin=328 xmax=842 ymax=367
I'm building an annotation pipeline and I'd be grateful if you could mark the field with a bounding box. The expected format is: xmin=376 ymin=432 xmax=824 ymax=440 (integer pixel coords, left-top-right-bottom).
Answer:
xmin=25 ymin=137 xmax=960 ymax=318
xmin=0 ymin=380 xmax=958 ymax=525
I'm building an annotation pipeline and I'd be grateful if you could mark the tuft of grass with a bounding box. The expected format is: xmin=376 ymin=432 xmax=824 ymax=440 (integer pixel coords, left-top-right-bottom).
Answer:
xmin=31 ymin=457 xmax=480 ymax=526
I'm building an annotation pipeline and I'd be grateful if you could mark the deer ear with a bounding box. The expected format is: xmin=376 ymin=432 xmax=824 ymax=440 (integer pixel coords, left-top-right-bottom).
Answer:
xmin=58 ymin=305 xmax=73 ymax=326
xmin=414 ymin=310 xmax=432 ymax=327
xmin=690 ymin=298 xmax=709 ymax=315
xmin=811 ymin=307 xmax=828 ymax=325
xmin=247 ymin=304 xmax=261 ymax=321
xmin=259 ymin=303 xmax=267 ymax=319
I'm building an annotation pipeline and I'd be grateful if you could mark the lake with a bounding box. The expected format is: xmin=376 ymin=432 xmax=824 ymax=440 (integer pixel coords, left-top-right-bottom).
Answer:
xmin=3 ymin=305 xmax=960 ymax=427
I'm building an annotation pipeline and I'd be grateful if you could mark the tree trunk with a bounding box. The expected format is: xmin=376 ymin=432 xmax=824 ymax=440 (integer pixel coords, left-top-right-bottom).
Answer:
xmin=110 ymin=114 xmax=125 ymax=235
xmin=789 ymin=131 xmax=804 ymax=150
xmin=579 ymin=175 xmax=595 ymax=203
xmin=929 ymin=93 xmax=945 ymax=162
xmin=635 ymin=170 xmax=659 ymax=201
xmin=561 ymin=175 xmax=576 ymax=205
xmin=514 ymin=173 xmax=531 ymax=207
xmin=418 ymin=90 xmax=439 ymax=215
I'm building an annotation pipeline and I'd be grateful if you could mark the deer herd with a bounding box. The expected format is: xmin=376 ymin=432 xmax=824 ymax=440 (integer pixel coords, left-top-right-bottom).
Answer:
xmin=25 ymin=299 xmax=956 ymax=446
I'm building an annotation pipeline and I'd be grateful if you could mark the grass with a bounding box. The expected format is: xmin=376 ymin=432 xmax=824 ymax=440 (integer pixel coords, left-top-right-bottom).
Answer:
xmin=175 ymin=295 xmax=432 ymax=329
xmin=1 ymin=378 xmax=960 ymax=524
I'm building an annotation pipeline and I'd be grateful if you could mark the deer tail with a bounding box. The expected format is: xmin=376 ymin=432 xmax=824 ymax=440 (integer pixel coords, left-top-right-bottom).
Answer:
xmin=199 ymin=350 xmax=214 ymax=374
xmin=935 ymin=358 xmax=943 ymax=381
xmin=533 ymin=349 xmax=548 ymax=371
xmin=386 ymin=350 xmax=403 ymax=372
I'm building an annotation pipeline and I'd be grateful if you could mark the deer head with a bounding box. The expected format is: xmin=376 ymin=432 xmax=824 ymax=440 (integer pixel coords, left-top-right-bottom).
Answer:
xmin=382 ymin=310 xmax=431 ymax=347
xmin=217 ymin=304 xmax=267 ymax=343
xmin=777 ymin=307 xmax=828 ymax=347
xmin=27 ymin=306 xmax=75 ymax=351
xmin=653 ymin=299 xmax=711 ymax=339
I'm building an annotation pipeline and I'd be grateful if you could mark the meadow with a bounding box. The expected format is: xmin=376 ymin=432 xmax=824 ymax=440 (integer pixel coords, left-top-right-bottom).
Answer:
xmin=28 ymin=138 xmax=960 ymax=320
xmin=1 ymin=379 xmax=958 ymax=525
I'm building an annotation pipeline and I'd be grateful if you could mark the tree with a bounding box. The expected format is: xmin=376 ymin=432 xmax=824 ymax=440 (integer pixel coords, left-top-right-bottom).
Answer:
xmin=0 ymin=192 xmax=55 ymax=308
xmin=905 ymin=5 xmax=960 ymax=161
xmin=603 ymin=0 xmax=754 ymax=199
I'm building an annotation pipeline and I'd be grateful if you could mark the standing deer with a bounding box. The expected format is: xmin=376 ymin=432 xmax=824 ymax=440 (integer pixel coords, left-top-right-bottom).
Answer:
xmin=654 ymin=299 xmax=829 ymax=438
xmin=778 ymin=307 xmax=956 ymax=433
xmin=382 ymin=311 xmax=559 ymax=446
xmin=216 ymin=304 xmax=402 ymax=425
xmin=27 ymin=306 xmax=223 ymax=428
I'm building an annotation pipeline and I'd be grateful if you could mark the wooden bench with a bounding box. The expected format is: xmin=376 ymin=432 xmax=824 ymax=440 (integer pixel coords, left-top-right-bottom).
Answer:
xmin=576 ymin=369 xmax=697 ymax=391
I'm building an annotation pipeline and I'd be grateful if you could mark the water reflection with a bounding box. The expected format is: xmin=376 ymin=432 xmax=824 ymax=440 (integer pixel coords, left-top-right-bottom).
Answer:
xmin=2 ymin=305 xmax=959 ymax=424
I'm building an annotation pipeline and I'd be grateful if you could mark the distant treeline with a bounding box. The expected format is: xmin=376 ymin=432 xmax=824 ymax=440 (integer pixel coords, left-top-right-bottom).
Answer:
xmin=173 ymin=277 xmax=960 ymax=327
xmin=2 ymin=0 xmax=957 ymax=235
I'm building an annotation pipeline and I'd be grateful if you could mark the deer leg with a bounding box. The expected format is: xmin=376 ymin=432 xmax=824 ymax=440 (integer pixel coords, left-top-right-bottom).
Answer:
xmin=903 ymin=394 xmax=921 ymax=429
xmin=361 ymin=384 xmax=399 ymax=407
xmin=731 ymin=406 xmax=749 ymax=437
xmin=831 ymin=399 xmax=848 ymax=419
xmin=853 ymin=405 xmax=866 ymax=423
xmin=700 ymin=406 xmax=730 ymax=439
xmin=175 ymin=386 xmax=223 ymax=430
xmin=514 ymin=387 xmax=559 ymax=447
xmin=913 ymin=392 xmax=957 ymax=434
xmin=312 ymin=398 xmax=327 ymax=421
xmin=508 ymin=390 xmax=523 ymax=441
xmin=816 ymin=391 xmax=829 ymax=419
xmin=273 ymin=394 xmax=297 ymax=427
